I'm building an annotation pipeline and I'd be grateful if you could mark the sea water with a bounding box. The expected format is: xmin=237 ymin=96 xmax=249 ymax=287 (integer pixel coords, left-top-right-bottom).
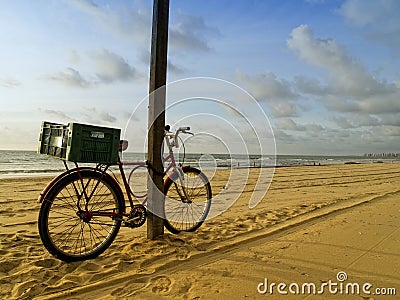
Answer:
xmin=0 ymin=150 xmax=397 ymax=178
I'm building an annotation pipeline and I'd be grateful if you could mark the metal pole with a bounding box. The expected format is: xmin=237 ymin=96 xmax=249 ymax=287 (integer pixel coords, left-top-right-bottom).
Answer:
xmin=147 ymin=0 xmax=169 ymax=239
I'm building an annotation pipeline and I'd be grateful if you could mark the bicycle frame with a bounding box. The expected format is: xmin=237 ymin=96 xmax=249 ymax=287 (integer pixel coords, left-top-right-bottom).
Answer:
xmin=38 ymin=128 xmax=192 ymax=219
xmin=120 ymin=130 xmax=190 ymax=209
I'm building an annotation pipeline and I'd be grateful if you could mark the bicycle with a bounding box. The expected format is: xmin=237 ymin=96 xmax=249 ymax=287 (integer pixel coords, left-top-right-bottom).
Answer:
xmin=37 ymin=124 xmax=212 ymax=262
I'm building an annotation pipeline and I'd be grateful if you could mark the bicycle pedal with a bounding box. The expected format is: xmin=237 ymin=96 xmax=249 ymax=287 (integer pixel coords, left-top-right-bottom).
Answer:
xmin=124 ymin=205 xmax=146 ymax=228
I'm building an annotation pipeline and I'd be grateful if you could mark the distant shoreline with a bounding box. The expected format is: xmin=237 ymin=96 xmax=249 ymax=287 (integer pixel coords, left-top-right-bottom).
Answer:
xmin=1 ymin=160 xmax=399 ymax=180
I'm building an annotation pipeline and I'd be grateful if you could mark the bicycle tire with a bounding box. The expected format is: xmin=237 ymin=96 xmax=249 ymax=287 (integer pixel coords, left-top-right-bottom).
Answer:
xmin=38 ymin=169 xmax=125 ymax=262
xmin=164 ymin=167 xmax=212 ymax=233
xmin=38 ymin=167 xmax=97 ymax=203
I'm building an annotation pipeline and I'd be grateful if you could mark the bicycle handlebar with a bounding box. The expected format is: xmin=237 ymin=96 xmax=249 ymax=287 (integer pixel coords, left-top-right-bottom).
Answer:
xmin=164 ymin=125 xmax=193 ymax=148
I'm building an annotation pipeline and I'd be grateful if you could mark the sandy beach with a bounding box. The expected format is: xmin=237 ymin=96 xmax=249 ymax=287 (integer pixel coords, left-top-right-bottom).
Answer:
xmin=0 ymin=162 xmax=399 ymax=299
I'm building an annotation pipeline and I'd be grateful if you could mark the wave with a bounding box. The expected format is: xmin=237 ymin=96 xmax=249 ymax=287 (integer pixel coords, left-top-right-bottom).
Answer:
xmin=0 ymin=151 xmax=399 ymax=178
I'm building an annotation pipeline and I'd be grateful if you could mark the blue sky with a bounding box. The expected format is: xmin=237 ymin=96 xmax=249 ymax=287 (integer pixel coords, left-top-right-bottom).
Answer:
xmin=0 ymin=0 xmax=399 ymax=155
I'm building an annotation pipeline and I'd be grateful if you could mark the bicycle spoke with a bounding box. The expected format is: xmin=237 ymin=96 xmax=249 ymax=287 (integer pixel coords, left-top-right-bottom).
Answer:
xmin=164 ymin=168 xmax=212 ymax=233
xmin=39 ymin=169 xmax=123 ymax=261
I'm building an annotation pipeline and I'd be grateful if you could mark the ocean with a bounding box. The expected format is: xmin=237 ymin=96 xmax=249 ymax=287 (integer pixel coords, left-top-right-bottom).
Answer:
xmin=0 ymin=150 xmax=398 ymax=178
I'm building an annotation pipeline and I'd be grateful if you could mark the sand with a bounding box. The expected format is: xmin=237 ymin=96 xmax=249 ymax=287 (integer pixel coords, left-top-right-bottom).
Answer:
xmin=0 ymin=163 xmax=399 ymax=299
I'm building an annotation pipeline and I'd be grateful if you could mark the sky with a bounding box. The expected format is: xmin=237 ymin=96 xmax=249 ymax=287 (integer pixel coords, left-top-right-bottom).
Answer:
xmin=0 ymin=0 xmax=399 ymax=155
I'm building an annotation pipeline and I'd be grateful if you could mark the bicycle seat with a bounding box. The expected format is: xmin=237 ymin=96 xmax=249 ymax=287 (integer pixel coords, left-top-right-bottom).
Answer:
xmin=119 ymin=140 xmax=128 ymax=152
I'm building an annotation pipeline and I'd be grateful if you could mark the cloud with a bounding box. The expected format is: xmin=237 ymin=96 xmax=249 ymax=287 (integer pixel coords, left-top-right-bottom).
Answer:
xmin=237 ymin=70 xmax=297 ymax=101
xmin=45 ymin=68 xmax=90 ymax=88
xmin=82 ymin=107 xmax=117 ymax=123
xmin=333 ymin=112 xmax=399 ymax=129
xmin=67 ymin=1 xmax=219 ymax=54
xmin=332 ymin=116 xmax=355 ymax=129
xmin=45 ymin=49 xmax=140 ymax=87
xmin=274 ymin=122 xmax=387 ymax=155
xmin=89 ymin=49 xmax=138 ymax=83
xmin=67 ymin=0 xmax=151 ymax=45
xmin=167 ymin=61 xmax=185 ymax=74
xmin=67 ymin=49 xmax=81 ymax=64
xmin=235 ymin=69 xmax=298 ymax=118
xmin=338 ymin=0 xmax=393 ymax=26
xmin=41 ymin=109 xmax=75 ymax=121
xmin=294 ymin=75 xmax=327 ymax=95
xmin=287 ymin=25 xmax=393 ymax=97
xmin=39 ymin=107 xmax=118 ymax=125
xmin=276 ymin=118 xmax=306 ymax=131
xmin=268 ymin=102 xmax=298 ymax=118
xmin=287 ymin=24 xmax=400 ymax=115
xmin=276 ymin=118 xmax=324 ymax=133
xmin=382 ymin=126 xmax=400 ymax=136
xmin=169 ymin=12 xmax=221 ymax=52
xmin=0 ymin=78 xmax=21 ymax=88
xmin=380 ymin=114 xmax=400 ymax=126
xmin=338 ymin=0 xmax=400 ymax=48
xmin=140 ymin=50 xmax=185 ymax=74
xmin=235 ymin=24 xmax=400 ymax=154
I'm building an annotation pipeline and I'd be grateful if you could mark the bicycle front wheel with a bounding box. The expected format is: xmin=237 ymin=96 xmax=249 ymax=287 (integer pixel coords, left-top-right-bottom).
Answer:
xmin=38 ymin=169 xmax=124 ymax=262
xmin=164 ymin=167 xmax=212 ymax=233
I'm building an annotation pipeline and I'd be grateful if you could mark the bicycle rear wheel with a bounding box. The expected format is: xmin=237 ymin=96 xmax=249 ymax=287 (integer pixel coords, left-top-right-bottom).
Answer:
xmin=164 ymin=167 xmax=212 ymax=233
xmin=38 ymin=169 xmax=124 ymax=262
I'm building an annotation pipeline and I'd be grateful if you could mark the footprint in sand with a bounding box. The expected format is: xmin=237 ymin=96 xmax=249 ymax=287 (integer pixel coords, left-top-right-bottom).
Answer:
xmin=77 ymin=261 xmax=102 ymax=272
xmin=148 ymin=275 xmax=172 ymax=294
xmin=33 ymin=258 xmax=60 ymax=268
xmin=0 ymin=259 xmax=21 ymax=273
xmin=175 ymin=247 xmax=190 ymax=260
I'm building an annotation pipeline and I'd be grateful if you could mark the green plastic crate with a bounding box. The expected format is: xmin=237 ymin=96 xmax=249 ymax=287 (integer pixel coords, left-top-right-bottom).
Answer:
xmin=38 ymin=121 xmax=121 ymax=164
xmin=38 ymin=121 xmax=69 ymax=159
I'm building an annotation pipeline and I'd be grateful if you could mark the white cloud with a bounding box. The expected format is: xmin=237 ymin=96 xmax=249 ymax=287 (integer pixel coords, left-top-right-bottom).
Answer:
xmin=82 ymin=107 xmax=117 ymax=123
xmin=268 ymin=102 xmax=298 ymax=118
xmin=287 ymin=24 xmax=392 ymax=97
xmin=45 ymin=67 xmax=90 ymax=88
xmin=89 ymin=49 xmax=138 ymax=83
xmin=332 ymin=116 xmax=355 ymax=129
xmin=276 ymin=118 xmax=324 ymax=133
xmin=339 ymin=0 xmax=400 ymax=48
xmin=67 ymin=1 xmax=219 ymax=54
xmin=67 ymin=0 xmax=151 ymax=45
xmin=169 ymin=12 xmax=221 ymax=52
xmin=294 ymin=75 xmax=327 ymax=95
xmin=287 ymin=24 xmax=400 ymax=115
xmin=236 ymin=70 xmax=296 ymax=101
xmin=276 ymin=118 xmax=305 ymax=131
xmin=67 ymin=49 xmax=81 ymax=65
xmin=380 ymin=114 xmax=400 ymax=126
xmin=333 ymin=112 xmax=399 ymax=129
xmin=236 ymin=69 xmax=298 ymax=118
xmin=382 ymin=126 xmax=400 ymax=137
xmin=167 ymin=61 xmax=185 ymax=74
xmin=45 ymin=49 xmax=139 ymax=87
xmin=140 ymin=50 xmax=185 ymax=74
xmin=338 ymin=0 xmax=393 ymax=26
xmin=234 ymin=24 xmax=400 ymax=154
xmin=0 ymin=78 xmax=21 ymax=88
xmin=41 ymin=109 xmax=75 ymax=122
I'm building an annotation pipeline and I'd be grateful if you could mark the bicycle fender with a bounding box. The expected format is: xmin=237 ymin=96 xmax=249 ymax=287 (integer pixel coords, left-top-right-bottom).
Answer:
xmin=37 ymin=170 xmax=75 ymax=203
xmin=37 ymin=167 xmax=95 ymax=203
xmin=163 ymin=165 xmax=192 ymax=189
xmin=37 ymin=168 xmax=125 ymax=210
